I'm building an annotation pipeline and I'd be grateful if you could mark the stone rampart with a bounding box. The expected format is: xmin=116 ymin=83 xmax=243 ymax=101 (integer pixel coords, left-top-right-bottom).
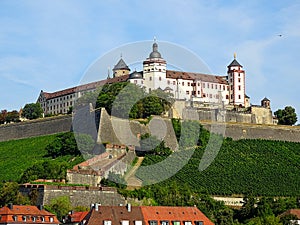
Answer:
xmin=201 ymin=122 xmax=300 ymax=143
xmin=19 ymin=184 xmax=125 ymax=207
xmin=0 ymin=115 xmax=72 ymax=142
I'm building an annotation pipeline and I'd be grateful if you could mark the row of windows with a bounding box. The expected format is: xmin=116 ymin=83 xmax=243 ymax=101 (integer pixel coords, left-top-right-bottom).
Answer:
xmin=103 ymin=220 xmax=204 ymax=225
xmin=147 ymin=77 xmax=227 ymax=91
xmin=144 ymin=68 xmax=166 ymax=72
xmin=49 ymin=94 xmax=74 ymax=103
xmin=48 ymin=101 xmax=73 ymax=110
xmin=149 ymin=220 xmax=203 ymax=225
xmin=11 ymin=215 xmax=53 ymax=222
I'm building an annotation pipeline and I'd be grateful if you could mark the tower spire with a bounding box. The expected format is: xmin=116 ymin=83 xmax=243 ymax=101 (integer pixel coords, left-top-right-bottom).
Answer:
xmin=234 ymin=52 xmax=237 ymax=59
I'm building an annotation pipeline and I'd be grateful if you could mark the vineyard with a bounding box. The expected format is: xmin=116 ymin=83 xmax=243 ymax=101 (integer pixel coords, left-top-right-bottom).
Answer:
xmin=136 ymin=138 xmax=300 ymax=196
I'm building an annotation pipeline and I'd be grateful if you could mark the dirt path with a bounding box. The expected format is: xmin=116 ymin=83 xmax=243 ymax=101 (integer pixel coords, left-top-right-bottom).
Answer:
xmin=125 ymin=157 xmax=144 ymax=189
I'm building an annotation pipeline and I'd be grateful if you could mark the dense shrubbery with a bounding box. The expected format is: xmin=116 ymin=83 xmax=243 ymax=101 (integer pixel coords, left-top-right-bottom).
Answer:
xmin=94 ymin=82 xmax=173 ymax=119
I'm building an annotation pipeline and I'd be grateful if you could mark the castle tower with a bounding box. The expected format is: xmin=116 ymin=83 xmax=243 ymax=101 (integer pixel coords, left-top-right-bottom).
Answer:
xmin=261 ymin=97 xmax=270 ymax=109
xmin=112 ymin=57 xmax=130 ymax=78
xmin=143 ymin=41 xmax=167 ymax=92
xmin=227 ymin=53 xmax=246 ymax=107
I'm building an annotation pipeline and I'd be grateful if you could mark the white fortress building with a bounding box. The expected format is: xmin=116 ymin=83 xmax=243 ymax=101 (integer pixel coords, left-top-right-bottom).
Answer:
xmin=37 ymin=41 xmax=275 ymax=124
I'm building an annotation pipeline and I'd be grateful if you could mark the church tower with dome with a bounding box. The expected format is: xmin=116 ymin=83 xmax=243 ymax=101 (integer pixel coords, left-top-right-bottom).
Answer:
xmin=142 ymin=41 xmax=167 ymax=92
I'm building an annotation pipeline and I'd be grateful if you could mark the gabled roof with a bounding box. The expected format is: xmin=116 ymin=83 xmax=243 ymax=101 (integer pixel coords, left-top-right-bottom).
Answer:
xmin=140 ymin=206 xmax=214 ymax=225
xmin=40 ymin=75 xmax=129 ymax=100
xmin=67 ymin=211 xmax=89 ymax=223
xmin=83 ymin=205 xmax=214 ymax=225
xmin=0 ymin=205 xmax=60 ymax=224
xmin=113 ymin=58 xmax=130 ymax=71
xmin=84 ymin=206 xmax=144 ymax=225
xmin=261 ymin=97 xmax=270 ymax=101
xmin=166 ymin=70 xmax=228 ymax=84
xmin=228 ymin=59 xmax=242 ymax=67
xmin=280 ymin=209 xmax=300 ymax=219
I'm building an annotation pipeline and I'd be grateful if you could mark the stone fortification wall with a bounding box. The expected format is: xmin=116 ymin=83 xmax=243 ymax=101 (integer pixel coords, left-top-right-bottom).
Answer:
xmin=201 ymin=122 xmax=300 ymax=143
xmin=1 ymin=107 xmax=299 ymax=146
xmin=0 ymin=115 xmax=72 ymax=142
xmin=19 ymin=184 xmax=125 ymax=207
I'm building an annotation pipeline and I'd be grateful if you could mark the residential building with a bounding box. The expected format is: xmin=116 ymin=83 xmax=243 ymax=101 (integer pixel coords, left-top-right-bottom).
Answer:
xmin=81 ymin=204 xmax=214 ymax=225
xmin=0 ymin=204 xmax=60 ymax=225
xmin=279 ymin=209 xmax=300 ymax=225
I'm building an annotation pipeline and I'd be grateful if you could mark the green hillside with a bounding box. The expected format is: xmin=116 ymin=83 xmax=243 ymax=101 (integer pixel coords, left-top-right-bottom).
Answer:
xmin=137 ymin=138 xmax=300 ymax=196
xmin=0 ymin=134 xmax=61 ymax=182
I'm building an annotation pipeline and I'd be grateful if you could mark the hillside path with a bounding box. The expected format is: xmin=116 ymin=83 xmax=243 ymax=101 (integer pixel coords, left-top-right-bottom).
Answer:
xmin=125 ymin=157 xmax=144 ymax=189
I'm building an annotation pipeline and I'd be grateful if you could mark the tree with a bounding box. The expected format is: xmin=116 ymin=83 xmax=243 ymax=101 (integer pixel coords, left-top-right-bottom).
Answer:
xmin=22 ymin=103 xmax=43 ymax=120
xmin=0 ymin=182 xmax=29 ymax=206
xmin=45 ymin=132 xmax=85 ymax=158
xmin=45 ymin=196 xmax=72 ymax=221
xmin=274 ymin=106 xmax=297 ymax=125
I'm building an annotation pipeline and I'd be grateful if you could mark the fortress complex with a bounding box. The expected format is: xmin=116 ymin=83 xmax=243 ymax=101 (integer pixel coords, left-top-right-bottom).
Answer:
xmin=37 ymin=42 xmax=276 ymax=124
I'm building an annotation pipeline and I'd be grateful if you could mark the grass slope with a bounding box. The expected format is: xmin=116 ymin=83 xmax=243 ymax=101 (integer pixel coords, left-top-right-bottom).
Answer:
xmin=0 ymin=134 xmax=58 ymax=182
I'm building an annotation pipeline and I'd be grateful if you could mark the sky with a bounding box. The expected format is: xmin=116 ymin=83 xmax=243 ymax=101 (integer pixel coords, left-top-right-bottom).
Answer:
xmin=1 ymin=0 xmax=300 ymax=117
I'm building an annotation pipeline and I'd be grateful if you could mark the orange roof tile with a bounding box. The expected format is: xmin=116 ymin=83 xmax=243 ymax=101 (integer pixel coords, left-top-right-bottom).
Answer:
xmin=67 ymin=211 xmax=89 ymax=223
xmin=41 ymin=75 xmax=129 ymax=100
xmin=166 ymin=70 xmax=227 ymax=85
xmin=140 ymin=206 xmax=214 ymax=225
xmin=0 ymin=205 xmax=60 ymax=224
xmin=280 ymin=209 xmax=300 ymax=219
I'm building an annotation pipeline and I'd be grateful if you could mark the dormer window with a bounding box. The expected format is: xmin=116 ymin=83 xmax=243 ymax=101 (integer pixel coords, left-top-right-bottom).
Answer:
xmin=104 ymin=220 xmax=112 ymax=225
xmin=41 ymin=216 xmax=45 ymax=222
xmin=49 ymin=217 xmax=54 ymax=222
xmin=22 ymin=216 xmax=26 ymax=222
xmin=161 ymin=221 xmax=169 ymax=225
xmin=32 ymin=216 xmax=36 ymax=222
xmin=184 ymin=221 xmax=192 ymax=225
xmin=12 ymin=216 xmax=17 ymax=221
xmin=149 ymin=221 xmax=158 ymax=225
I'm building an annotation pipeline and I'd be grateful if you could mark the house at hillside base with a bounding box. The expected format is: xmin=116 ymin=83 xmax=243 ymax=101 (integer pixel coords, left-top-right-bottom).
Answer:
xmin=0 ymin=204 xmax=60 ymax=225
xmin=68 ymin=204 xmax=214 ymax=225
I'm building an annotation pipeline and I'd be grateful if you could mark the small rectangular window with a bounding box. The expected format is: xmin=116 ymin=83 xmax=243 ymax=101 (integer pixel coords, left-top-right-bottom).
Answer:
xmin=184 ymin=222 xmax=192 ymax=225
xmin=182 ymin=82 xmax=184 ymax=86
xmin=195 ymin=222 xmax=203 ymax=225
xmin=161 ymin=221 xmax=169 ymax=225
xmin=173 ymin=81 xmax=176 ymax=85
xmin=104 ymin=221 xmax=112 ymax=225
xmin=149 ymin=221 xmax=158 ymax=225
xmin=186 ymin=91 xmax=189 ymax=94
xmin=135 ymin=221 xmax=142 ymax=225
xmin=173 ymin=222 xmax=180 ymax=225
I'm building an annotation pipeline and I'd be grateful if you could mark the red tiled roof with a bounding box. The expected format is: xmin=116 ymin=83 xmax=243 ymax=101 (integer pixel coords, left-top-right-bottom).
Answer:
xmin=0 ymin=205 xmax=60 ymax=224
xmin=166 ymin=70 xmax=228 ymax=84
xmin=67 ymin=212 xmax=89 ymax=223
xmin=84 ymin=205 xmax=144 ymax=225
xmin=140 ymin=206 xmax=214 ymax=225
xmin=280 ymin=209 xmax=300 ymax=219
xmin=41 ymin=75 xmax=129 ymax=100
xmin=83 ymin=205 xmax=214 ymax=225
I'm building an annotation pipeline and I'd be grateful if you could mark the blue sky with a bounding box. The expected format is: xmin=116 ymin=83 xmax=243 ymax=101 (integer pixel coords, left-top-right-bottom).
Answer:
xmin=1 ymin=0 xmax=300 ymax=117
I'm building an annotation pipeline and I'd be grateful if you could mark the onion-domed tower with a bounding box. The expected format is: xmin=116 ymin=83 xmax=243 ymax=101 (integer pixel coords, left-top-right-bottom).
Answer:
xmin=143 ymin=41 xmax=167 ymax=92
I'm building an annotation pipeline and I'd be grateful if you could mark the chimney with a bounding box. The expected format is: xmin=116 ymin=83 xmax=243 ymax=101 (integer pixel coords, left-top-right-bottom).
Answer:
xmin=90 ymin=204 xmax=95 ymax=210
xmin=8 ymin=203 xmax=13 ymax=210
xmin=127 ymin=203 xmax=131 ymax=212
xmin=37 ymin=205 xmax=43 ymax=210
xmin=95 ymin=203 xmax=99 ymax=212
